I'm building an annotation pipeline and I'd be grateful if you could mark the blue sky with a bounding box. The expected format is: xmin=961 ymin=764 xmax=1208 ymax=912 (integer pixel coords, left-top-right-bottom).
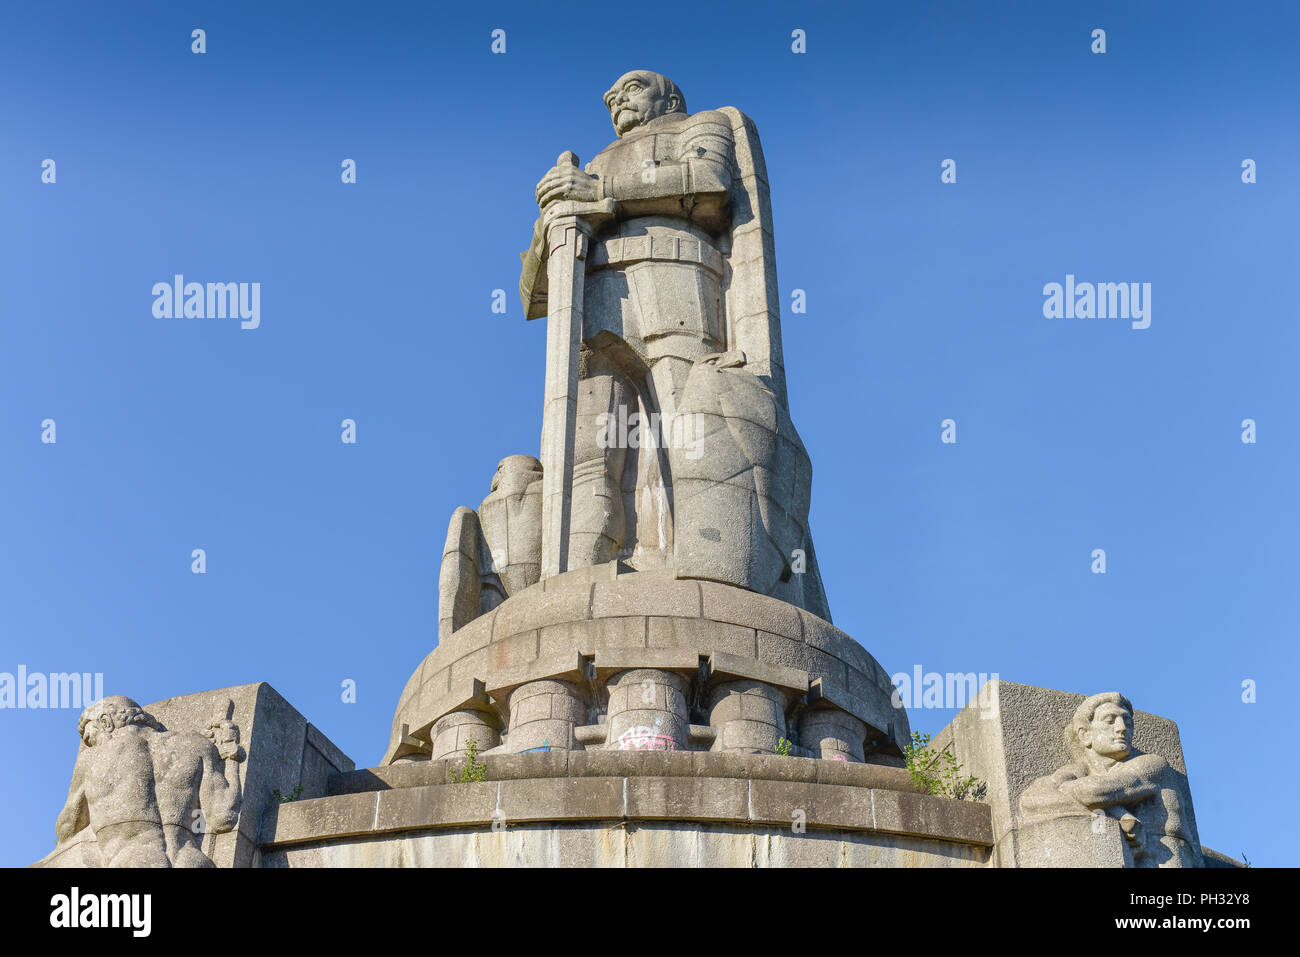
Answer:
xmin=2 ymin=0 xmax=1296 ymax=867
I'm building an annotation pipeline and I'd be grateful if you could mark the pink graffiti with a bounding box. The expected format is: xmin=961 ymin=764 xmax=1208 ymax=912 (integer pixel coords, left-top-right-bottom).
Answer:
xmin=615 ymin=726 xmax=677 ymax=751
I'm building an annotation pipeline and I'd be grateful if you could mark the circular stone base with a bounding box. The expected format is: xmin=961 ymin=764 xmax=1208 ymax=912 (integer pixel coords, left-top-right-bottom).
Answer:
xmin=387 ymin=565 xmax=907 ymax=765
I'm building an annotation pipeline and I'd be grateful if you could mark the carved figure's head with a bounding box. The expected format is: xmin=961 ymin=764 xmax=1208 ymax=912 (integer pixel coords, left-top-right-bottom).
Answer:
xmin=603 ymin=70 xmax=686 ymax=136
xmin=491 ymin=454 xmax=543 ymax=495
xmin=78 ymin=695 xmax=162 ymax=746
xmin=697 ymin=350 xmax=748 ymax=371
xmin=1066 ymin=691 xmax=1135 ymax=764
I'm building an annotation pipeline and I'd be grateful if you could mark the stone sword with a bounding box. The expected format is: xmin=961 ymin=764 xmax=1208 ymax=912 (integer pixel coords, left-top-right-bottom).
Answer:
xmin=537 ymin=151 xmax=616 ymax=578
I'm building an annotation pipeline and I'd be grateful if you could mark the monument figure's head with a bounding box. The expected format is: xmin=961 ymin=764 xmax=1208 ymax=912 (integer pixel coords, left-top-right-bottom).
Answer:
xmin=603 ymin=70 xmax=686 ymax=136
xmin=491 ymin=454 xmax=543 ymax=495
xmin=1065 ymin=691 xmax=1135 ymax=764
xmin=78 ymin=695 xmax=162 ymax=746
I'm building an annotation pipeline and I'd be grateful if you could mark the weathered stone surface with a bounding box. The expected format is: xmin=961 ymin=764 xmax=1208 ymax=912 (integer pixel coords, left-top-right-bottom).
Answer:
xmin=333 ymin=749 xmax=923 ymax=801
xmin=748 ymin=779 xmax=817 ymax=826
xmin=483 ymin=651 xmax=589 ymax=701
xmin=806 ymin=783 xmax=876 ymax=831
xmin=588 ymin=616 xmax=650 ymax=651
xmin=31 ymin=827 xmax=99 ymax=868
xmin=625 ymin=776 xmax=749 ymax=821
xmin=590 ymin=647 xmax=699 ymax=677
xmin=374 ymin=782 xmax=499 ymax=832
xmin=1201 ymin=846 xmax=1248 ymax=868
xmin=439 ymin=608 xmax=497 ymax=660
xmin=541 ymin=561 xmax=619 ymax=592
xmin=707 ymin=650 xmax=807 ymax=693
xmin=871 ymin=788 xmax=994 ymax=846
xmin=646 ymin=616 xmax=755 ymax=657
xmin=496 ymin=777 xmax=627 ymax=823
xmin=591 ymin=578 xmax=700 ymax=619
xmin=756 ymin=630 xmax=847 ymax=688
xmin=261 ymin=822 xmax=988 ymax=868
xmin=260 ymin=773 xmax=992 ymax=854
xmin=1016 ymin=814 xmax=1132 ymax=868
xmin=700 ymin=580 xmax=802 ymax=637
xmin=485 ymin=630 xmax=541 ymax=671
xmin=799 ymin=706 xmax=869 ymax=763
xmin=816 ymin=682 xmax=905 ymax=756
xmin=813 ymin=758 xmax=919 ymax=792
xmin=708 ymin=678 xmax=787 ymax=754
xmin=799 ymin=612 xmax=892 ymax=690
xmin=267 ymin=790 xmax=379 ymax=846
xmin=430 ymin=709 xmax=499 ymax=761
xmin=506 ymin=679 xmax=586 ymax=752
xmin=537 ymin=620 xmax=595 ymax=657
xmin=604 ymin=669 xmax=689 ymax=752
xmin=672 ymin=356 xmax=828 ymax=615
xmin=328 ymin=762 xmax=448 ymax=795
xmin=493 ymin=582 xmax=592 ymax=640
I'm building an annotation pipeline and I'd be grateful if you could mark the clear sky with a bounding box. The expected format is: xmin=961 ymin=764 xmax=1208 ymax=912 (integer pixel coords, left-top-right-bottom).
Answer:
xmin=2 ymin=1 xmax=1296 ymax=867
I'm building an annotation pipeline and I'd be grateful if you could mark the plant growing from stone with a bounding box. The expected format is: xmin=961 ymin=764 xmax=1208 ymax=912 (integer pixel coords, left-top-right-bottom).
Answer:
xmin=272 ymin=784 xmax=304 ymax=803
xmin=903 ymin=732 xmax=982 ymax=800
xmin=447 ymin=735 xmax=487 ymax=783
xmin=774 ymin=736 xmax=793 ymax=756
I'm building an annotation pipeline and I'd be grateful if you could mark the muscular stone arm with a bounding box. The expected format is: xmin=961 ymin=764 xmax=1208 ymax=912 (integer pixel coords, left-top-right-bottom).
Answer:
xmin=1020 ymin=765 xmax=1093 ymax=821
xmin=1057 ymin=754 xmax=1165 ymax=810
xmin=54 ymin=749 xmax=89 ymax=843
xmin=199 ymin=740 xmax=243 ymax=833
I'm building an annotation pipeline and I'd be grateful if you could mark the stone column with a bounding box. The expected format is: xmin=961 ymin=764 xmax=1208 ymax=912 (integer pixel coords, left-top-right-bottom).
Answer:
xmin=507 ymin=679 xmax=586 ymax=752
xmin=604 ymin=669 xmax=689 ymax=751
xmin=707 ymin=679 xmax=786 ymax=754
xmin=429 ymin=709 xmax=500 ymax=761
xmin=799 ymin=707 xmax=867 ymax=763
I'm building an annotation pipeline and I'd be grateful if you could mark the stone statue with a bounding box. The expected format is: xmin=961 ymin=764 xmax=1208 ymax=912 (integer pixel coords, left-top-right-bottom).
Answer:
xmin=439 ymin=455 xmax=543 ymax=640
xmin=672 ymin=350 xmax=830 ymax=618
xmin=441 ymin=69 xmax=831 ymax=637
xmin=1019 ymin=692 xmax=1202 ymax=867
xmin=54 ymin=695 xmax=244 ymax=867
